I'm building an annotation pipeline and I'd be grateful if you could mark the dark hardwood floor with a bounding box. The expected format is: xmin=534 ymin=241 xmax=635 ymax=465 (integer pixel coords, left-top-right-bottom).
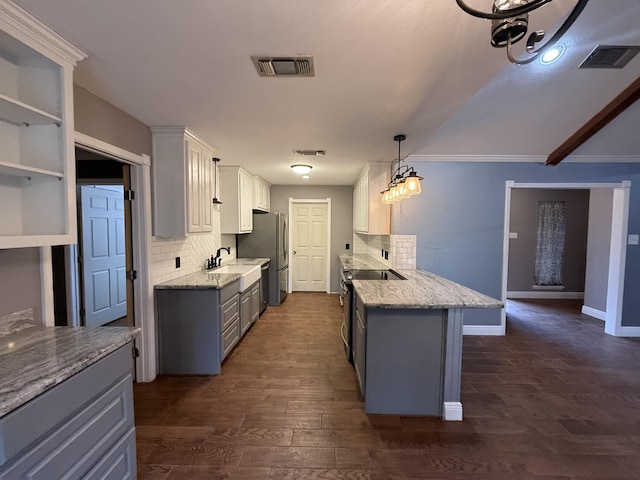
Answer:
xmin=135 ymin=294 xmax=640 ymax=479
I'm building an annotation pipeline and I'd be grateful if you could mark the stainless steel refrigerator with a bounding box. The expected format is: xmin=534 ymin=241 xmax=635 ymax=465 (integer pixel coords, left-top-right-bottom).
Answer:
xmin=237 ymin=212 xmax=288 ymax=305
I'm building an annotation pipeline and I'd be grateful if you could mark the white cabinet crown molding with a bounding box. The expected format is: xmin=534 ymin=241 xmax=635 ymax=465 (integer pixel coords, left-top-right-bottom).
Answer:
xmin=0 ymin=0 xmax=86 ymax=67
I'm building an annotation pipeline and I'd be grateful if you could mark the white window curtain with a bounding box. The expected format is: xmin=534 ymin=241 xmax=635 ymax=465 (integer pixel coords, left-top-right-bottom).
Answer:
xmin=534 ymin=201 xmax=566 ymax=286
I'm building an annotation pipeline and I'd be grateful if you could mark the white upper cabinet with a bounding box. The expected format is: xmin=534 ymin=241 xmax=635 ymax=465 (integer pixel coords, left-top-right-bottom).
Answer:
xmin=0 ymin=0 xmax=86 ymax=248
xmin=219 ymin=166 xmax=253 ymax=234
xmin=353 ymin=163 xmax=390 ymax=234
xmin=253 ymin=175 xmax=270 ymax=212
xmin=151 ymin=127 xmax=215 ymax=237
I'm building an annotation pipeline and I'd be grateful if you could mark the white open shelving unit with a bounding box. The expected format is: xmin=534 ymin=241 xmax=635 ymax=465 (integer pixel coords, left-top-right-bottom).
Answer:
xmin=0 ymin=1 xmax=85 ymax=248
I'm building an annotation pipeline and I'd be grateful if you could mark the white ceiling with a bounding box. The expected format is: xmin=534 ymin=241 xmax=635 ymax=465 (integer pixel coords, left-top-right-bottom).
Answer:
xmin=14 ymin=0 xmax=640 ymax=185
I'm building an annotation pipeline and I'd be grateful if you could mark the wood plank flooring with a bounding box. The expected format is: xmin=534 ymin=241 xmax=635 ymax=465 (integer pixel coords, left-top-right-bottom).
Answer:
xmin=135 ymin=294 xmax=640 ymax=479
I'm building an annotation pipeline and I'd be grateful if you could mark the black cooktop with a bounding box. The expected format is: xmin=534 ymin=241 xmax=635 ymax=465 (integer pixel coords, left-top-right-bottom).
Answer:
xmin=350 ymin=269 xmax=406 ymax=281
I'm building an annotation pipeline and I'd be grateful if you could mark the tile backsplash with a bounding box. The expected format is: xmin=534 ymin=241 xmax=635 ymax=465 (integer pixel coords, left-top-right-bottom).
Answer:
xmin=150 ymin=212 xmax=225 ymax=285
xmin=354 ymin=233 xmax=416 ymax=270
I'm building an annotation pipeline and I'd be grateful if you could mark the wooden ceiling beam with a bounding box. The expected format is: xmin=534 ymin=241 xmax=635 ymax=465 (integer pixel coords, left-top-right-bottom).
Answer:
xmin=546 ymin=76 xmax=640 ymax=166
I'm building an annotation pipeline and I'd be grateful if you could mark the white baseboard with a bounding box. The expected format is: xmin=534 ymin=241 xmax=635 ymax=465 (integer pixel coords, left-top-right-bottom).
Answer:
xmin=507 ymin=291 xmax=584 ymax=300
xmin=614 ymin=326 xmax=640 ymax=337
xmin=581 ymin=305 xmax=606 ymax=321
xmin=463 ymin=325 xmax=504 ymax=336
xmin=443 ymin=402 xmax=463 ymax=421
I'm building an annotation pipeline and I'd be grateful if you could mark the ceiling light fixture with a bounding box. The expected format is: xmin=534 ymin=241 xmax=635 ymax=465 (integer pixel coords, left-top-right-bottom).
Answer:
xmin=381 ymin=135 xmax=423 ymax=205
xmin=291 ymin=164 xmax=312 ymax=174
xmin=540 ymin=43 xmax=565 ymax=64
xmin=455 ymin=0 xmax=589 ymax=65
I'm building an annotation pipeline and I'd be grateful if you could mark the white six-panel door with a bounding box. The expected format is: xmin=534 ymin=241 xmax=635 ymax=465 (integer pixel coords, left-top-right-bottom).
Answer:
xmin=291 ymin=202 xmax=328 ymax=292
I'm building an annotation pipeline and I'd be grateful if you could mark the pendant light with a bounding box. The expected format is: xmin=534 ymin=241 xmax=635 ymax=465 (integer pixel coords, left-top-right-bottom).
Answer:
xmin=212 ymin=157 xmax=222 ymax=210
xmin=380 ymin=134 xmax=423 ymax=204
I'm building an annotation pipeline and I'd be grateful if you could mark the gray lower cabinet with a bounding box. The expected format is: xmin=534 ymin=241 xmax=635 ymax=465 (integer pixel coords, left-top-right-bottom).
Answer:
xmin=251 ymin=282 xmax=260 ymax=323
xmin=240 ymin=289 xmax=252 ymax=336
xmin=355 ymin=292 xmax=446 ymax=416
xmin=353 ymin=301 xmax=366 ymax=396
xmin=0 ymin=345 xmax=136 ymax=479
xmin=157 ymin=279 xmax=261 ymax=374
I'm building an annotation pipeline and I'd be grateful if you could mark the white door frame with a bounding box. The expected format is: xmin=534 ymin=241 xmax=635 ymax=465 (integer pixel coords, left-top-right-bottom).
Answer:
xmin=39 ymin=132 xmax=156 ymax=382
xmin=501 ymin=180 xmax=635 ymax=337
xmin=288 ymin=198 xmax=332 ymax=294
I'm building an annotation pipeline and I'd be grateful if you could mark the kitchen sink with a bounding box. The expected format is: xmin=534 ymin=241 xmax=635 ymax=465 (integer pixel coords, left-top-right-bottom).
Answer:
xmin=214 ymin=264 xmax=261 ymax=292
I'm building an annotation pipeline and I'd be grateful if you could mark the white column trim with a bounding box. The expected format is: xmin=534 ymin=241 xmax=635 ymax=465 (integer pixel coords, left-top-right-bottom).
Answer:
xmin=39 ymin=247 xmax=54 ymax=326
xmin=74 ymin=133 xmax=156 ymax=381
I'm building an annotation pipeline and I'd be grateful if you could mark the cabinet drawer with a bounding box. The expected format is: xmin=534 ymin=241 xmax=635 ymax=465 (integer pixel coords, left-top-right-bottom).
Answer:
xmin=221 ymin=319 xmax=240 ymax=360
xmin=220 ymin=295 xmax=239 ymax=331
xmin=220 ymin=281 xmax=240 ymax=304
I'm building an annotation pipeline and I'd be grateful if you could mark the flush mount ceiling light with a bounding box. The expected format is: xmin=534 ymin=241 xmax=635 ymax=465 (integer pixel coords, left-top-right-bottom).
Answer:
xmin=455 ymin=0 xmax=589 ymax=65
xmin=291 ymin=164 xmax=312 ymax=175
xmin=381 ymin=135 xmax=423 ymax=205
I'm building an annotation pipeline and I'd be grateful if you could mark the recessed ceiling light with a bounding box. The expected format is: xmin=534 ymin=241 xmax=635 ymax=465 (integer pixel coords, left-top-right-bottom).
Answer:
xmin=291 ymin=164 xmax=312 ymax=174
xmin=540 ymin=44 xmax=565 ymax=65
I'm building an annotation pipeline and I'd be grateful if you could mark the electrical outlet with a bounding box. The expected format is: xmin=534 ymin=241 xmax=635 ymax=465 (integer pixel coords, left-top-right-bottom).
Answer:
xmin=175 ymin=256 xmax=180 ymax=268
xmin=346 ymin=243 xmax=350 ymax=250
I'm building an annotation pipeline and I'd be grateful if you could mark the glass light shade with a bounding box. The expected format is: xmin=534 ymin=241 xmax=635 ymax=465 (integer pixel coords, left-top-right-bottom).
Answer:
xmin=291 ymin=164 xmax=312 ymax=174
xmin=396 ymin=180 xmax=411 ymax=199
xmin=404 ymin=175 xmax=422 ymax=195
xmin=381 ymin=189 xmax=392 ymax=204
xmin=389 ymin=184 xmax=399 ymax=201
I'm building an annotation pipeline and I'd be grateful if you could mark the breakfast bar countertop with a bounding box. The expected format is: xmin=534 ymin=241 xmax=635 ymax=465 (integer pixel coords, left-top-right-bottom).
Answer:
xmin=0 ymin=325 xmax=139 ymax=418
xmin=339 ymin=254 xmax=502 ymax=310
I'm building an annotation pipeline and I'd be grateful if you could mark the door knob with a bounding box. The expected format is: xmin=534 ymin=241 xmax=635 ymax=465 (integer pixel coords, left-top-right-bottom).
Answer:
xmin=293 ymin=250 xmax=297 ymax=255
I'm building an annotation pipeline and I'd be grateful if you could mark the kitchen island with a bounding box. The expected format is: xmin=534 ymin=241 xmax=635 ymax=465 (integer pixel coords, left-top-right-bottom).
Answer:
xmin=0 ymin=310 xmax=139 ymax=478
xmin=339 ymin=254 xmax=502 ymax=420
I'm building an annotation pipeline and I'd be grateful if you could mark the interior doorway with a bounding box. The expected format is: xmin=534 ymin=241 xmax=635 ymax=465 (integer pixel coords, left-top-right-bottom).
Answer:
xmin=502 ymin=181 xmax=631 ymax=337
xmin=288 ymin=198 xmax=331 ymax=293
xmin=52 ymin=148 xmax=135 ymax=328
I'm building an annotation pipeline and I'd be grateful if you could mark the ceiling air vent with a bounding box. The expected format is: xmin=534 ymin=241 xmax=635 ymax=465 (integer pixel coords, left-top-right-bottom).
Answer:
xmin=293 ymin=149 xmax=325 ymax=156
xmin=251 ymin=56 xmax=315 ymax=77
xmin=579 ymin=45 xmax=640 ymax=69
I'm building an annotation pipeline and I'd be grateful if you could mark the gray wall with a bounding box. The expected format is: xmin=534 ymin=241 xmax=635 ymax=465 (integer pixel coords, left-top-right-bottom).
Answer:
xmin=392 ymin=161 xmax=640 ymax=327
xmin=584 ymin=189 xmax=613 ymax=313
xmin=508 ymin=188 xmax=589 ymax=293
xmin=0 ymin=248 xmax=42 ymax=322
xmin=270 ymin=185 xmax=353 ymax=293
xmin=74 ymin=84 xmax=152 ymax=155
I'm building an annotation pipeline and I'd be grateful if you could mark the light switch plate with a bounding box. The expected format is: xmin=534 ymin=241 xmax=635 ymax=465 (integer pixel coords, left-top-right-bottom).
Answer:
xmin=628 ymin=234 xmax=639 ymax=245
xmin=509 ymin=232 xmax=518 ymax=239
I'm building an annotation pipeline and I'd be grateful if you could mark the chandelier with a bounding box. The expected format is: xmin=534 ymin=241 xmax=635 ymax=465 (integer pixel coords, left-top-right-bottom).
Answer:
xmin=455 ymin=0 xmax=590 ymax=64
xmin=381 ymin=135 xmax=423 ymax=204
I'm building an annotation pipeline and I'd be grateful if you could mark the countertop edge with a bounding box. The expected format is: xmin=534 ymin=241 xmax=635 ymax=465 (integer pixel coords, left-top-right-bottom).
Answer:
xmin=0 ymin=327 xmax=140 ymax=418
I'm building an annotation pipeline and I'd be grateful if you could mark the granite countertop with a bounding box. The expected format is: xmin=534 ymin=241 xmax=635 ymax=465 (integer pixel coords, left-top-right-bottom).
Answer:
xmin=155 ymin=270 xmax=242 ymax=290
xmin=339 ymin=254 xmax=503 ymax=310
xmin=155 ymin=257 xmax=269 ymax=290
xmin=339 ymin=254 xmax=388 ymax=271
xmin=231 ymin=257 xmax=270 ymax=266
xmin=0 ymin=326 xmax=139 ymax=418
